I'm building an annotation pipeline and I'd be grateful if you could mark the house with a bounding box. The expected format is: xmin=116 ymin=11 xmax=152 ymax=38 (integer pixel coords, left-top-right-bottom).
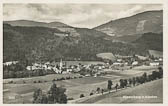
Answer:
xmin=117 ymin=59 xmax=122 ymax=62
xmin=132 ymin=61 xmax=138 ymax=66
xmin=113 ymin=62 xmax=123 ymax=66
xmin=62 ymin=71 xmax=69 ymax=74
xmin=85 ymin=74 xmax=91 ymax=77
xmin=66 ymin=68 xmax=72 ymax=72
xmin=124 ymin=62 xmax=128 ymax=65
xmin=53 ymin=67 xmax=62 ymax=74
xmin=150 ymin=62 xmax=159 ymax=66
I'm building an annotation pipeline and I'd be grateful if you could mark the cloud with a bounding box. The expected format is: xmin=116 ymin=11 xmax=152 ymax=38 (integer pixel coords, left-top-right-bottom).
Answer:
xmin=117 ymin=5 xmax=142 ymax=19
xmin=3 ymin=4 xmax=162 ymax=28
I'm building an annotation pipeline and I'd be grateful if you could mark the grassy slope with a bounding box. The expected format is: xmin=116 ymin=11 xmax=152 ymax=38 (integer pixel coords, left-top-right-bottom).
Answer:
xmin=80 ymin=79 xmax=163 ymax=103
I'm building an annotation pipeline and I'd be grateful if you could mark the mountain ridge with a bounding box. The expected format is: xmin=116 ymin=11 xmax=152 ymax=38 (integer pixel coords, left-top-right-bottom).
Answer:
xmin=4 ymin=20 xmax=72 ymax=28
xmin=94 ymin=10 xmax=163 ymax=37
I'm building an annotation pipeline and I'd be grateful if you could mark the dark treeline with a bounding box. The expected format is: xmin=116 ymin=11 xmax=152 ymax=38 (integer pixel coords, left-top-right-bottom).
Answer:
xmin=3 ymin=62 xmax=55 ymax=79
xmin=4 ymin=24 xmax=162 ymax=63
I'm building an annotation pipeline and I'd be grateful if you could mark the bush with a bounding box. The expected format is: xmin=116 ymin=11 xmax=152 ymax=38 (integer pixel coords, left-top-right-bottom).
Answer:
xmin=66 ymin=77 xmax=70 ymax=80
xmin=38 ymin=80 xmax=42 ymax=83
xmin=52 ymin=79 xmax=56 ymax=82
xmin=80 ymin=94 xmax=85 ymax=98
xmin=90 ymin=92 xmax=94 ymax=96
xmin=158 ymin=67 xmax=163 ymax=78
xmin=60 ymin=77 xmax=65 ymax=80
xmin=33 ymin=81 xmax=37 ymax=83
xmin=67 ymin=97 xmax=74 ymax=100
xmin=119 ymin=79 xmax=124 ymax=88
xmin=8 ymin=80 xmax=13 ymax=84
xmin=96 ymin=87 xmax=100 ymax=93
xmin=123 ymin=79 xmax=128 ymax=87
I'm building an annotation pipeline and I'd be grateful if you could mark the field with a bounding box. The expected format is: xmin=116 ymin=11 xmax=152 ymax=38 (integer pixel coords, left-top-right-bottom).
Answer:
xmin=3 ymin=65 xmax=160 ymax=104
xmin=78 ymin=79 xmax=163 ymax=103
xmin=148 ymin=50 xmax=163 ymax=58
xmin=96 ymin=53 xmax=116 ymax=61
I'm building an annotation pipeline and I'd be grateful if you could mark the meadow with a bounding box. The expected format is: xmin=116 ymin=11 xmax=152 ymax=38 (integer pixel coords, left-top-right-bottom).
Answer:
xmin=3 ymin=65 xmax=159 ymax=103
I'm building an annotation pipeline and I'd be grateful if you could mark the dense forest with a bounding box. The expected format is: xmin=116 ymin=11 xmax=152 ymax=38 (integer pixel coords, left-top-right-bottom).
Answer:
xmin=3 ymin=24 xmax=163 ymax=63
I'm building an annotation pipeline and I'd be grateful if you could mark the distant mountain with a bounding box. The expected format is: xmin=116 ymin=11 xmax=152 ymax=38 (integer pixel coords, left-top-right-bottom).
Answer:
xmin=4 ymin=20 xmax=71 ymax=28
xmin=94 ymin=10 xmax=163 ymax=37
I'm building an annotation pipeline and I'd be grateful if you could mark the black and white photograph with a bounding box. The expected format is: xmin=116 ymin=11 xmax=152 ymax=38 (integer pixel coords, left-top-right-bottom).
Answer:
xmin=2 ymin=3 xmax=163 ymax=104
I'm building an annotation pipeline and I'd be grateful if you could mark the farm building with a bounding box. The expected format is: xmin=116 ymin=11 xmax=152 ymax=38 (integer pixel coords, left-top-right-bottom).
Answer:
xmin=132 ymin=61 xmax=139 ymax=66
xmin=150 ymin=62 xmax=160 ymax=66
xmin=54 ymin=32 xmax=69 ymax=37
xmin=113 ymin=62 xmax=123 ymax=66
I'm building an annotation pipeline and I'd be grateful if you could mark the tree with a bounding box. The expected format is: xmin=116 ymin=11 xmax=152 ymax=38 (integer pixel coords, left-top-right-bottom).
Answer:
xmin=158 ymin=67 xmax=163 ymax=78
xmin=152 ymin=71 xmax=158 ymax=80
xmin=101 ymin=89 xmax=104 ymax=95
xmin=142 ymin=72 xmax=147 ymax=83
xmin=119 ymin=79 xmax=124 ymax=88
xmin=90 ymin=92 xmax=94 ymax=96
xmin=115 ymin=83 xmax=119 ymax=91
xmin=80 ymin=94 xmax=85 ymax=98
xmin=96 ymin=87 xmax=101 ymax=93
xmin=147 ymin=74 xmax=153 ymax=82
xmin=47 ymin=83 xmax=67 ymax=104
xmin=33 ymin=88 xmax=43 ymax=103
xmin=132 ymin=77 xmax=136 ymax=86
xmin=41 ymin=94 xmax=48 ymax=104
xmin=128 ymin=78 xmax=132 ymax=86
xmin=135 ymin=77 xmax=140 ymax=84
xmin=124 ymin=79 xmax=128 ymax=88
xmin=33 ymin=82 xmax=67 ymax=104
xmin=107 ymin=80 xmax=113 ymax=93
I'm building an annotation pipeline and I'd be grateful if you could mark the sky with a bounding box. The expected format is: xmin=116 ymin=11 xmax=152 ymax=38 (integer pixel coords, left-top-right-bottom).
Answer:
xmin=3 ymin=4 xmax=162 ymax=28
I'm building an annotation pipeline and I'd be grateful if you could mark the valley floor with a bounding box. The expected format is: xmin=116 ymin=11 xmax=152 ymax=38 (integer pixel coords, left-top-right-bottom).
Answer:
xmin=3 ymin=65 xmax=162 ymax=104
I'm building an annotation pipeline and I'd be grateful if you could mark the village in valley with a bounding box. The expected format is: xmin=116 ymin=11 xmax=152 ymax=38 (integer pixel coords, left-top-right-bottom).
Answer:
xmin=3 ymin=4 xmax=163 ymax=104
xmin=3 ymin=52 xmax=163 ymax=76
xmin=3 ymin=50 xmax=163 ymax=103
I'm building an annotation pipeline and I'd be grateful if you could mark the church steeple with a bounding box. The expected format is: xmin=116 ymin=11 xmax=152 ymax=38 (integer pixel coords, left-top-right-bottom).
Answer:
xmin=60 ymin=58 xmax=63 ymax=70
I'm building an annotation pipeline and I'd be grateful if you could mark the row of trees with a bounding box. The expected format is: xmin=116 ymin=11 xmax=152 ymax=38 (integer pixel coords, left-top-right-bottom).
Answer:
xmin=119 ymin=67 xmax=163 ymax=88
xmin=80 ymin=67 xmax=163 ymax=98
xmin=33 ymin=83 xmax=67 ymax=104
